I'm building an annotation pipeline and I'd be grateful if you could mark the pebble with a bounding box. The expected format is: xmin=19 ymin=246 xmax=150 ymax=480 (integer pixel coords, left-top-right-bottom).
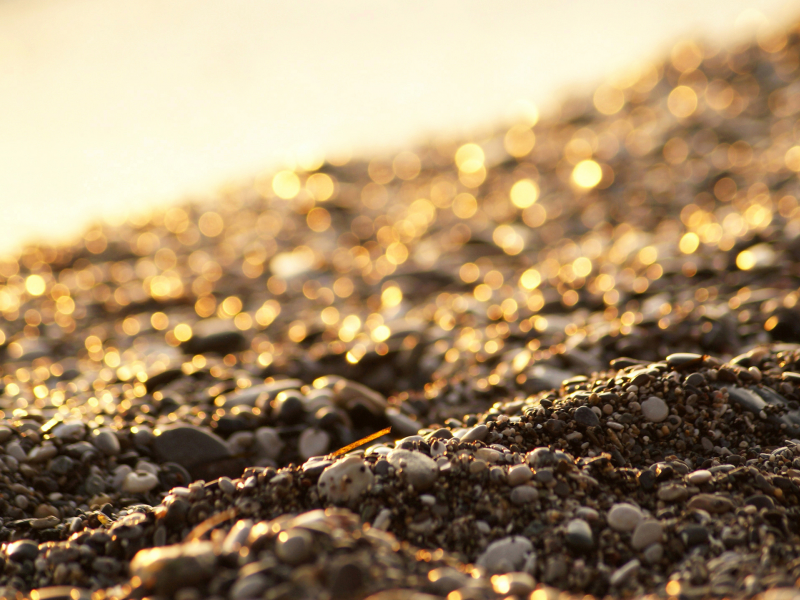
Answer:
xmin=641 ymin=396 xmax=669 ymax=423
xmin=122 ymin=471 xmax=160 ymax=494
xmin=91 ymin=428 xmax=120 ymax=455
xmin=298 ymin=427 xmax=330 ymax=459
xmin=643 ymin=543 xmax=664 ymax=564
xmin=574 ymin=406 xmax=600 ymax=427
xmin=658 ymin=483 xmax=688 ymax=502
xmin=491 ymin=572 xmax=536 ymax=596
xmin=610 ymin=559 xmax=640 ymax=587
xmin=130 ymin=541 xmax=217 ymax=595
xmin=6 ymin=539 xmax=39 ymax=562
xmin=387 ymin=449 xmax=438 ymax=491
xmin=686 ymin=469 xmax=713 ymax=485
xmin=565 ymin=519 xmax=594 ymax=552
xmin=253 ymin=426 xmax=284 ymax=460
xmin=230 ymin=574 xmax=270 ymax=600
xmin=152 ymin=426 xmax=234 ymax=479
xmin=607 ymin=503 xmax=643 ymax=532
xmin=51 ymin=421 xmax=86 ymax=440
xmin=507 ymin=464 xmax=533 ymax=487
xmin=475 ymin=536 xmax=534 ymax=574
xmin=509 ymin=485 xmax=539 ymax=505
xmin=631 ymin=519 xmax=663 ymax=550
xmin=275 ymin=528 xmax=314 ymax=565
xmin=318 ymin=455 xmax=374 ymax=504
xmin=687 ymin=493 xmax=735 ymax=514
xmin=460 ymin=424 xmax=488 ymax=442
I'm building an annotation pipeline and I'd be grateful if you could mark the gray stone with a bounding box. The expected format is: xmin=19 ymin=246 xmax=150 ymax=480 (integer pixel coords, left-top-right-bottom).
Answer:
xmin=92 ymin=428 xmax=120 ymax=455
xmin=507 ymin=464 xmax=533 ymax=487
xmin=318 ymin=455 xmax=374 ymax=504
xmin=607 ymin=503 xmax=643 ymax=532
xmin=574 ymin=406 xmax=600 ymax=428
xmin=687 ymin=493 xmax=735 ymax=514
xmin=387 ymin=449 xmax=439 ymax=491
xmin=130 ymin=541 xmax=216 ymax=594
xmin=643 ymin=543 xmax=664 ymax=564
xmin=476 ymin=536 xmax=534 ymax=574
xmin=631 ymin=519 xmax=663 ymax=550
xmin=254 ymin=427 xmax=283 ymax=460
xmin=510 ymin=486 xmax=539 ymax=505
xmin=152 ymin=426 xmax=235 ymax=479
xmin=275 ymin=528 xmax=314 ymax=565
xmin=231 ymin=574 xmax=270 ymax=600
xmin=50 ymin=421 xmax=86 ymax=441
xmin=687 ymin=469 xmax=712 ymax=485
xmin=461 ymin=424 xmax=488 ymax=442
xmin=641 ymin=397 xmax=668 ymax=423
xmin=565 ymin=518 xmax=593 ymax=552
xmin=610 ymin=558 xmax=640 ymax=587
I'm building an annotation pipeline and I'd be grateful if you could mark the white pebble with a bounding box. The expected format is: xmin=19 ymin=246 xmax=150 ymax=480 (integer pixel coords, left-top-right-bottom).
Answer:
xmin=298 ymin=428 xmax=330 ymax=460
xmin=686 ymin=469 xmax=712 ymax=485
xmin=507 ymin=464 xmax=533 ymax=487
xmin=641 ymin=397 xmax=668 ymax=423
xmin=607 ymin=503 xmax=643 ymax=532
xmin=318 ymin=455 xmax=374 ymax=504
xmin=631 ymin=519 xmax=663 ymax=550
xmin=387 ymin=449 xmax=439 ymax=491
xmin=122 ymin=471 xmax=159 ymax=494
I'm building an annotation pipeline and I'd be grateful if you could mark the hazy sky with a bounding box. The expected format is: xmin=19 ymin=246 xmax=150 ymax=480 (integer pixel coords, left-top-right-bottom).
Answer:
xmin=0 ymin=0 xmax=796 ymax=254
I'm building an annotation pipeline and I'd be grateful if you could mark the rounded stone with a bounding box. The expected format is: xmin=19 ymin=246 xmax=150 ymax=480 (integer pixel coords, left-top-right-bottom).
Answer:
xmin=387 ymin=449 xmax=439 ymax=491
xmin=476 ymin=536 xmax=534 ymax=574
xmin=641 ymin=397 xmax=669 ymax=423
xmin=92 ymin=428 xmax=121 ymax=455
xmin=317 ymin=455 xmax=374 ymax=504
xmin=510 ymin=486 xmax=539 ymax=505
xmin=607 ymin=503 xmax=643 ymax=532
xmin=51 ymin=421 xmax=86 ymax=441
xmin=254 ymin=427 xmax=284 ymax=460
xmin=574 ymin=406 xmax=600 ymax=428
xmin=123 ymin=471 xmax=160 ymax=494
xmin=507 ymin=464 xmax=533 ymax=487
xmin=461 ymin=424 xmax=488 ymax=443
xmin=565 ymin=519 xmax=593 ymax=552
xmin=6 ymin=540 xmax=39 ymax=562
xmin=275 ymin=528 xmax=314 ymax=565
xmin=298 ymin=428 xmax=330 ymax=460
xmin=686 ymin=469 xmax=712 ymax=485
xmin=631 ymin=519 xmax=663 ymax=550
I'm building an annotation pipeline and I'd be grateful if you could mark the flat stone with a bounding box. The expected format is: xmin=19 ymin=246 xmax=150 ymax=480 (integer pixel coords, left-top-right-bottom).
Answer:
xmin=666 ymin=353 xmax=704 ymax=367
xmin=387 ymin=449 xmax=438 ymax=491
xmin=687 ymin=470 xmax=712 ymax=485
xmin=658 ymin=483 xmax=689 ymax=502
xmin=461 ymin=424 xmax=488 ymax=443
xmin=130 ymin=541 xmax=216 ymax=595
xmin=565 ymin=519 xmax=593 ymax=553
xmin=631 ymin=520 xmax=663 ymax=550
xmin=275 ymin=528 xmax=314 ymax=565
xmin=507 ymin=464 xmax=533 ymax=487
xmin=298 ymin=428 xmax=330 ymax=459
xmin=152 ymin=426 xmax=237 ymax=479
xmin=476 ymin=536 xmax=534 ymax=574
xmin=574 ymin=406 xmax=600 ymax=428
xmin=31 ymin=516 xmax=60 ymax=530
xmin=50 ymin=422 xmax=86 ymax=441
xmin=91 ymin=428 xmax=120 ymax=455
xmin=123 ymin=471 xmax=160 ymax=494
xmin=687 ymin=494 xmax=735 ymax=514
xmin=610 ymin=559 xmax=640 ymax=587
xmin=607 ymin=503 xmax=643 ymax=532
xmin=318 ymin=455 xmax=374 ymax=504
xmin=641 ymin=397 xmax=669 ymax=423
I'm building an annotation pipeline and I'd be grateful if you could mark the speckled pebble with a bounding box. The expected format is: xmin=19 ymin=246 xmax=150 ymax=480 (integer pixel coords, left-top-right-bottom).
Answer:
xmin=318 ymin=455 xmax=374 ymax=504
xmin=387 ymin=449 xmax=438 ymax=491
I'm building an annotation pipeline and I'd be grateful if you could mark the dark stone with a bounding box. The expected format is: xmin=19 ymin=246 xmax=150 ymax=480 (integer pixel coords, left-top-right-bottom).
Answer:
xmin=745 ymin=494 xmax=775 ymax=510
xmin=329 ymin=561 xmax=365 ymax=600
xmin=272 ymin=394 xmax=306 ymax=425
xmin=680 ymin=525 xmax=709 ymax=547
xmin=685 ymin=373 xmax=706 ymax=387
xmin=638 ymin=470 xmax=655 ymax=491
xmin=6 ymin=540 xmax=39 ymax=562
xmin=574 ymin=406 xmax=600 ymax=428
xmin=144 ymin=369 xmax=184 ymax=393
xmin=181 ymin=319 xmax=247 ymax=356
xmin=152 ymin=426 xmax=241 ymax=479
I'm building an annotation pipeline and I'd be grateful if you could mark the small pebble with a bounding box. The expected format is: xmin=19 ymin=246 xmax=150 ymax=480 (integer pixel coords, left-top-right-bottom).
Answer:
xmin=475 ymin=536 xmax=534 ymax=574
xmin=318 ymin=455 xmax=374 ymax=504
xmin=510 ymin=486 xmax=539 ymax=505
xmin=275 ymin=528 xmax=314 ymax=565
xmin=610 ymin=558 xmax=640 ymax=587
xmin=686 ymin=469 xmax=712 ymax=485
xmin=641 ymin=397 xmax=669 ymax=423
xmin=631 ymin=519 xmax=663 ymax=550
xmin=387 ymin=449 xmax=438 ymax=491
xmin=607 ymin=503 xmax=643 ymax=532
xmin=123 ymin=471 xmax=160 ymax=494
xmin=507 ymin=464 xmax=533 ymax=487
xmin=92 ymin=428 xmax=121 ymax=455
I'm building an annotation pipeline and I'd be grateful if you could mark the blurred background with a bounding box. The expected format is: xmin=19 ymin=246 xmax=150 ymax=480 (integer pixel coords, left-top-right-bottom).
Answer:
xmin=0 ymin=0 xmax=797 ymax=255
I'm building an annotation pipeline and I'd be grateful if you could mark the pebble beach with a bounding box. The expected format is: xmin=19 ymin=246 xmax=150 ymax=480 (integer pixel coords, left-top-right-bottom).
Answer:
xmin=3 ymin=17 xmax=800 ymax=600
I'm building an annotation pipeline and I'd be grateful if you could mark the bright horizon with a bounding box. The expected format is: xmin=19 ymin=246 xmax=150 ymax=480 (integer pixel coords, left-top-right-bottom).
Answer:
xmin=0 ymin=0 xmax=796 ymax=255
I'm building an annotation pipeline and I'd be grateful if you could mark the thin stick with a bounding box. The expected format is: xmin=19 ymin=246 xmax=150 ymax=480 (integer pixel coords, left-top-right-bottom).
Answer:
xmin=331 ymin=426 xmax=392 ymax=456
xmin=185 ymin=507 xmax=238 ymax=542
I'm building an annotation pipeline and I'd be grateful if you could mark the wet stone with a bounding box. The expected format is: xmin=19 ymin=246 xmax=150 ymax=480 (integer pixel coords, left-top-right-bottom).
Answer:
xmin=387 ymin=449 xmax=438 ymax=491
xmin=685 ymin=372 xmax=706 ymax=387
